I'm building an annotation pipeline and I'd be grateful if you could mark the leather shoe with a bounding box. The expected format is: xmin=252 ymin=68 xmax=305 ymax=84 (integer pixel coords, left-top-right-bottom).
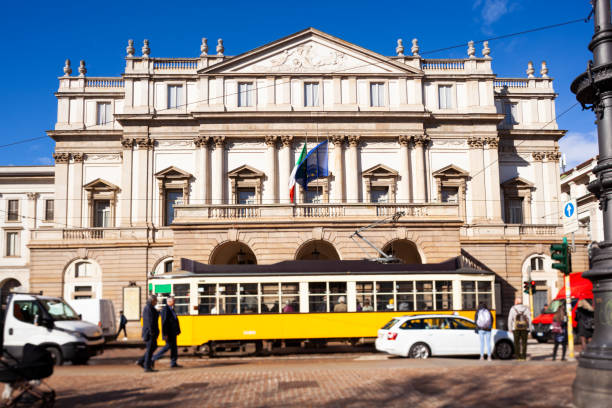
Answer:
xmin=170 ymin=364 xmax=183 ymax=368
xmin=136 ymin=360 xmax=144 ymax=368
xmin=144 ymin=368 xmax=158 ymax=373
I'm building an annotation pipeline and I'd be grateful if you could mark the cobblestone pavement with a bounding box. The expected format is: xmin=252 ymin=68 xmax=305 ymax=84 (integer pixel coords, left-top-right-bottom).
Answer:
xmin=44 ymin=340 xmax=579 ymax=408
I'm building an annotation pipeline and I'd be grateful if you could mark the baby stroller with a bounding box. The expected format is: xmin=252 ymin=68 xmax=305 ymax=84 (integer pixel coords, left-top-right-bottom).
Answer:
xmin=0 ymin=344 xmax=55 ymax=407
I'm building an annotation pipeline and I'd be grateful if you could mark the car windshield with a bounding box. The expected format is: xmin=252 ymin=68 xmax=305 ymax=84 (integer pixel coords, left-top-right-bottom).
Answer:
xmin=39 ymin=298 xmax=80 ymax=321
xmin=381 ymin=319 xmax=399 ymax=330
xmin=544 ymin=300 xmax=564 ymax=314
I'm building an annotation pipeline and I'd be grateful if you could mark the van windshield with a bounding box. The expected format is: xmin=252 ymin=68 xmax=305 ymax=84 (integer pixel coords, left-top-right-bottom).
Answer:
xmin=39 ymin=299 xmax=79 ymax=321
xmin=544 ymin=300 xmax=564 ymax=314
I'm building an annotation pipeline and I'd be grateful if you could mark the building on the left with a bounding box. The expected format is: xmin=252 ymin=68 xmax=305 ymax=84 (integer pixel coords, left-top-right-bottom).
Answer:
xmin=0 ymin=166 xmax=55 ymax=301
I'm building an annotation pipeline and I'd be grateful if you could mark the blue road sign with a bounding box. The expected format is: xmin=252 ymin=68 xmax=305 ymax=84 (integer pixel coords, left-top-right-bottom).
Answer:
xmin=564 ymin=202 xmax=575 ymax=218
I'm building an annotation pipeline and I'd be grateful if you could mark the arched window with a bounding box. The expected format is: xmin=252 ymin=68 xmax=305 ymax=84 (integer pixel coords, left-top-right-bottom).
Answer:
xmin=152 ymin=257 xmax=174 ymax=276
xmin=64 ymin=259 xmax=102 ymax=300
xmin=530 ymin=256 xmax=544 ymax=272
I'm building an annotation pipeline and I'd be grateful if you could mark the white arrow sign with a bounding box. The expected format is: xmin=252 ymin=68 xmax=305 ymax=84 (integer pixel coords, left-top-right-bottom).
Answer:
xmin=563 ymin=199 xmax=579 ymax=234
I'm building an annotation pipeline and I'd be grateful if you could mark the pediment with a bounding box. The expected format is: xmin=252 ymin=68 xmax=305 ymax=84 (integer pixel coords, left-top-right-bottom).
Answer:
xmin=501 ymin=176 xmax=534 ymax=189
xmin=362 ymin=164 xmax=398 ymax=177
xmin=154 ymin=166 xmax=192 ymax=180
xmin=201 ymin=28 xmax=422 ymax=75
xmin=432 ymin=164 xmax=469 ymax=178
xmin=83 ymin=178 xmax=120 ymax=191
xmin=228 ymin=164 xmax=264 ymax=178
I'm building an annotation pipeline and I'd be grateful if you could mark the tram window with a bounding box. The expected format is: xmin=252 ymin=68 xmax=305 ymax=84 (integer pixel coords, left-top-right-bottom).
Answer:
xmin=219 ymin=284 xmax=238 ymax=314
xmin=173 ymin=284 xmax=190 ymax=315
xmin=396 ymin=281 xmax=413 ymax=293
xmin=478 ymin=281 xmax=492 ymax=292
xmin=329 ymin=282 xmax=347 ymax=312
xmin=240 ymin=283 xmax=258 ymax=314
xmin=376 ymin=281 xmax=394 ymax=312
xmin=281 ymin=283 xmax=299 ymax=313
xmin=198 ymin=284 xmax=216 ymax=314
xmin=309 ymin=282 xmax=328 ymax=313
xmin=261 ymin=283 xmax=280 ymax=313
xmin=356 ymin=281 xmax=374 ymax=312
xmin=462 ymin=293 xmax=477 ymax=310
xmin=435 ymin=281 xmax=452 ymax=311
xmin=461 ymin=281 xmax=476 ymax=292
xmin=397 ymin=281 xmax=414 ymax=311
xmin=461 ymin=280 xmax=493 ymax=310
xmin=416 ymin=281 xmax=434 ymax=311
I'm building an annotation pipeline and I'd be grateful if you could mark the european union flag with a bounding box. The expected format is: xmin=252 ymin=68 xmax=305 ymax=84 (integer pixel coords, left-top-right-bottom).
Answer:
xmin=295 ymin=140 xmax=328 ymax=190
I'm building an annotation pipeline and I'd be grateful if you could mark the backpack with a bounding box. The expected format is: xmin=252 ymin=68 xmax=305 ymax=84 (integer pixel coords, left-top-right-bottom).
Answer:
xmin=583 ymin=315 xmax=594 ymax=330
xmin=551 ymin=320 xmax=563 ymax=334
xmin=477 ymin=309 xmax=492 ymax=329
xmin=515 ymin=309 xmax=529 ymax=330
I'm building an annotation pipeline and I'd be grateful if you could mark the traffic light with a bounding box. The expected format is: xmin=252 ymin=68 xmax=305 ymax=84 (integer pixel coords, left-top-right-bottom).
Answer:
xmin=550 ymin=237 xmax=570 ymax=275
xmin=530 ymin=280 xmax=536 ymax=291
xmin=523 ymin=281 xmax=530 ymax=294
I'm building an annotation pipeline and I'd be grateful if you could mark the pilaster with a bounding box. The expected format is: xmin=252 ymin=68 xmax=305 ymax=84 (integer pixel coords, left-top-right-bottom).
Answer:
xmin=212 ymin=136 xmax=226 ymax=204
xmin=484 ymin=137 xmax=502 ymax=222
xmin=279 ymin=136 xmax=293 ymax=203
xmin=70 ymin=153 xmax=85 ymax=227
xmin=264 ymin=136 xmax=278 ymax=204
xmin=52 ymin=153 xmax=70 ymax=228
xmin=346 ymin=135 xmax=360 ymax=203
xmin=194 ymin=136 xmax=210 ymax=204
xmin=413 ymin=134 xmax=430 ymax=204
xmin=398 ymin=135 xmax=412 ymax=203
xmin=532 ymin=151 xmax=546 ymax=224
xmin=468 ymin=137 xmax=486 ymax=222
xmin=120 ymin=139 xmax=134 ymax=226
xmin=331 ymin=135 xmax=345 ymax=203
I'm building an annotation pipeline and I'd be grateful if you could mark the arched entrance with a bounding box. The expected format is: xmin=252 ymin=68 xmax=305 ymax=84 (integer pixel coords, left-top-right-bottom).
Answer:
xmin=295 ymin=240 xmax=340 ymax=261
xmin=210 ymin=242 xmax=257 ymax=265
xmin=0 ymin=278 xmax=22 ymax=305
xmin=383 ymin=239 xmax=422 ymax=264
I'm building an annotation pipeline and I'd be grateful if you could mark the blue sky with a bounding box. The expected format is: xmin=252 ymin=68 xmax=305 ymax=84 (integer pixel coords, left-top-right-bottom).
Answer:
xmin=0 ymin=0 xmax=597 ymax=168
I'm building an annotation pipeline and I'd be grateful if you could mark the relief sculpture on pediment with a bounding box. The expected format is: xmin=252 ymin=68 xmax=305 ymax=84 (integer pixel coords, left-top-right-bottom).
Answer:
xmin=249 ymin=44 xmax=347 ymax=73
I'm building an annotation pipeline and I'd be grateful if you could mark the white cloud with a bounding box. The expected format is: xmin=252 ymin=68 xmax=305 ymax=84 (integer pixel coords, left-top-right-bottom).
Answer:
xmin=36 ymin=156 xmax=54 ymax=165
xmin=559 ymin=130 xmax=599 ymax=168
xmin=480 ymin=0 xmax=509 ymax=25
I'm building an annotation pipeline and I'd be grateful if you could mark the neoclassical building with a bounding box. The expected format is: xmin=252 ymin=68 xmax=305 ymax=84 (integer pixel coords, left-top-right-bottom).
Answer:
xmin=28 ymin=28 xmax=589 ymax=323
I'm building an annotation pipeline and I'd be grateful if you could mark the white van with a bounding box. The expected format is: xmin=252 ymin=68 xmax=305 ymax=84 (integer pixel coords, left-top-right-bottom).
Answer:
xmin=69 ymin=299 xmax=116 ymax=341
xmin=2 ymin=293 xmax=104 ymax=365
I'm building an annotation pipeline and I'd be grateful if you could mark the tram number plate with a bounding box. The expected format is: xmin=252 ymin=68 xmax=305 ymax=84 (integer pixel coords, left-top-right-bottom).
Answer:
xmin=243 ymin=330 xmax=256 ymax=335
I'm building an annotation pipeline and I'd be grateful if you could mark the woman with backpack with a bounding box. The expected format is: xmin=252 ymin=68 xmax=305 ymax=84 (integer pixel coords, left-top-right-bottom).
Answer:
xmin=551 ymin=306 xmax=567 ymax=361
xmin=475 ymin=302 xmax=493 ymax=361
xmin=576 ymin=299 xmax=594 ymax=352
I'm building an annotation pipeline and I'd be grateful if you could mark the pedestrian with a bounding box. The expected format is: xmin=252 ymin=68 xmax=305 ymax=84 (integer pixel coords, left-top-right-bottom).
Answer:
xmin=551 ymin=306 xmax=567 ymax=361
xmin=152 ymin=296 xmax=182 ymax=368
xmin=362 ymin=299 xmax=374 ymax=312
xmin=575 ymin=299 xmax=594 ymax=351
xmin=540 ymin=303 xmax=548 ymax=315
xmin=136 ymin=294 xmax=160 ymax=372
xmin=333 ymin=296 xmax=347 ymax=312
xmin=475 ymin=301 xmax=493 ymax=361
xmin=116 ymin=310 xmax=128 ymax=341
xmin=282 ymin=300 xmax=294 ymax=313
xmin=507 ymin=297 xmax=531 ymax=360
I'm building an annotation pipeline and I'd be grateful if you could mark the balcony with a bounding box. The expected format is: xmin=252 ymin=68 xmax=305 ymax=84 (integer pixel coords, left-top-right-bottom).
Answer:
xmin=29 ymin=227 xmax=174 ymax=245
xmin=173 ymin=202 xmax=460 ymax=224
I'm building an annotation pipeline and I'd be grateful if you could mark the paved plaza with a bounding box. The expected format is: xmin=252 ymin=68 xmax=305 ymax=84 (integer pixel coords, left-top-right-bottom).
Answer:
xmin=44 ymin=340 xmax=578 ymax=408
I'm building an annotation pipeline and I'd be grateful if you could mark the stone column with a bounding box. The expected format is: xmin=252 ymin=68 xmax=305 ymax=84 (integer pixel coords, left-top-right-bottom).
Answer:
xmin=120 ymin=139 xmax=134 ymax=227
xmin=398 ymin=135 xmax=412 ymax=203
xmin=52 ymin=153 xmax=70 ymax=228
xmin=484 ymin=137 xmax=502 ymax=221
xmin=279 ymin=136 xmax=293 ymax=203
xmin=70 ymin=153 xmax=84 ymax=227
xmin=194 ymin=136 xmax=210 ymax=205
xmin=212 ymin=136 xmax=226 ymax=205
xmin=545 ymin=151 xmax=562 ymax=224
xmin=331 ymin=135 xmax=345 ymax=203
xmin=346 ymin=135 xmax=360 ymax=203
xmin=263 ymin=136 xmax=278 ymax=204
xmin=25 ymin=193 xmax=37 ymax=231
xmin=468 ymin=137 xmax=486 ymax=222
xmin=413 ymin=134 xmax=430 ymax=204
xmin=532 ymin=152 xmax=545 ymax=224
xmin=134 ymin=138 xmax=154 ymax=226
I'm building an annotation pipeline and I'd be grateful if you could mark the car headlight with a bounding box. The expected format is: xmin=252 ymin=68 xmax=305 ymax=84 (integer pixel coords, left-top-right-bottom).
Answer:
xmin=67 ymin=330 xmax=86 ymax=339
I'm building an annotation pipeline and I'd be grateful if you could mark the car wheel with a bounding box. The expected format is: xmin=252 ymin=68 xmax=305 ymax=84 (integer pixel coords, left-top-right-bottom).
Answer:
xmin=494 ymin=340 xmax=514 ymax=360
xmin=72 ymin=357 xmax=89 ymax=365
xmin=46 ymin=346 xmax=63 ymax=366
xmin=408 ymin=342 xmax=431 ymax=359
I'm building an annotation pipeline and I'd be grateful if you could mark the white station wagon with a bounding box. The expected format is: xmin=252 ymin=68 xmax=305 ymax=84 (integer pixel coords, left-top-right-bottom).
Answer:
xmin=375 ymin=314 xmax=514 ymax=359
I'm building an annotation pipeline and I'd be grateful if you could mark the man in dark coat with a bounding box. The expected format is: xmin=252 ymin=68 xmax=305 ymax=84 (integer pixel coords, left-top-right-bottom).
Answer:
xmin=136 ymin=295 xmax=159 ymax=372
xmin=152 ymin=296 xmax=182 ymax=368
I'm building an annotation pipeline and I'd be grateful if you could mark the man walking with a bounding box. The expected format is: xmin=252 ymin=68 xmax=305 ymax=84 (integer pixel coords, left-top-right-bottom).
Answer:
xmin=137 ymin=295 xmax=159 ymax=372
xmin=152 ymin=296 xmax=182 ymax=368
xmin=508 ymin=297 xmax=531 ymax=360
xmin=116 ymin=310 xmax=128 ymax=341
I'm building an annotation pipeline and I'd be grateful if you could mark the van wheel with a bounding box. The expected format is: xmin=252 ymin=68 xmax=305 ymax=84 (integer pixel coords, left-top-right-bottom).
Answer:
xmin=494 ymin=340 xmax=514 ymax=360
xmin=408 ymin=342 xmax=431 ymax=359
xmin=46 ymin=346 xmax=63 ymax=366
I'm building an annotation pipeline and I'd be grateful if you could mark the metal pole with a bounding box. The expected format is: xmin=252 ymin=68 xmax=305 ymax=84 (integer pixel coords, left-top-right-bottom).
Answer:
xmin=528 ymin=284 xmax=534 ymax=324
xmin=564 ymin=274 xmax=575 ymax=359
xmin=571 ymin=1 xmax=612 ymax=405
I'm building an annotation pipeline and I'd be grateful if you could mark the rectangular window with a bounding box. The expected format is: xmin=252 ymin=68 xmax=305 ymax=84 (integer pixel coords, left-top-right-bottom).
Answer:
xmin=376 ymin=281 xmax=394 ymax=311
xmin=441 ymin=187 xmax=458 ymax=203
xmin=531 ymin=257 xmax=544 ymax=271
xmin=238 ymin=82 xmax=254 ymax=107
xmin=237 ymin=188 xmax=256 ymax=205
xmin=309 ymin=282 xmax=327 ymax=313
xmin=75 ymin=262 xmax=91 ymax=277
xmin=96 ymin=102 xmax=112 ymax=125
xmin=74 ymin=286 xmax=93 ymax=300
xmin=304 ymin=82 xmax=319 ymax=107
xmin=370 ymin=186 xmax=389 ymax=203
xmin=164 ymin=189 xmax=183 ymax=226
xmin=5 ymin=231 xmax=18 ymax=256
xmin=438 ymin=85 xmax=453 ymax=109
xmin=503 ymin=102 xmax=519 ymax=125
xmin=261 ymin=283 xmax=280 ymax=313
xmin=7 ymin=200 xmax=18 ymax=221
xmin=435 ymin=281 xmax=453 ymax=310
xmin=396 ymin=281 xmax=414 ymax=312
xmin=280 ymin=283 xmax=299 ymax=313
xmin=305 ymin=186 xmax=323 ymax=204
xmin=415 ymin=281 xmax=434 ymax=311
xmin=173 ymin=284 xmax=190 ymax=315
xmin=462 ymin=280 xmax=493 ymax=310
xmin=44 ymin=200 xmax=54 ymax=221
xmin=370 ymin=83 xmax=385 ymax=107
xmin=356 ymin=281 xmax=374 ymax=312
xmin=218 ymin=284 xmax=238 ymax=314
xmin=198 ymin=284 xmax=217 ymax=314
xmin=507 ymin=198 xmax=524 ymax=224
xmin=167 ymin=85 xmax=183 ymax=109
xmin=240 ymin=283 xmax=259 ymax=314
xmin=93 ymin=200 xmax=111 ymax=228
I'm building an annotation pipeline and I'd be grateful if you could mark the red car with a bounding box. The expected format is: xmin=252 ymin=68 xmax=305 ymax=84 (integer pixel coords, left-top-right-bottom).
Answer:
xmin=531 ymin=272 xmax=593 ymax=343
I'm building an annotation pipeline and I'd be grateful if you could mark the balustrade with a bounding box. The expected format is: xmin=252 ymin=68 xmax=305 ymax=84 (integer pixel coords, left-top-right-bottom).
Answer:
xmin=85 ymin=78 xmax=124 ymax=88
xmin=422 ymin=59 xmax=465 ymax=70
xmin=153 ymin=58 xmax=199 ymax=70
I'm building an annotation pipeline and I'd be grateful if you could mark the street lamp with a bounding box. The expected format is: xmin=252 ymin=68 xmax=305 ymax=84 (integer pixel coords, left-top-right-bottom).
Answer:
xmin=570 ymin=1 xmax=612 ymax=406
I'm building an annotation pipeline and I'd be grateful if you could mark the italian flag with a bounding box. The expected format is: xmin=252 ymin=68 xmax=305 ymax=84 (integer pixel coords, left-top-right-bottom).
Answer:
xmin=289 ymin=143 xmax=307 ymax=203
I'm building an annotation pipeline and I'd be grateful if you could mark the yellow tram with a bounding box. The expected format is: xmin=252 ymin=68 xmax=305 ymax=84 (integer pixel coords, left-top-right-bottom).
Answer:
xmin=149 ymin=258 xmax=496 ymax=353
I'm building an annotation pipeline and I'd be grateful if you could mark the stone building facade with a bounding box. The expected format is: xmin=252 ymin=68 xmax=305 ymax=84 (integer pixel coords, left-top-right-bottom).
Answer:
xmin=28 ymin=28 xmax=589 ymax=325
